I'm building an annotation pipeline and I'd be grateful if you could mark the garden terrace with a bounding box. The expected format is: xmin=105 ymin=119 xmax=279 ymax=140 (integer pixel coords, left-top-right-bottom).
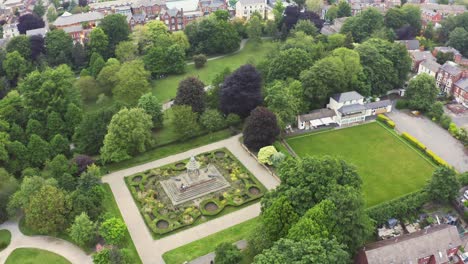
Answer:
xmin=286 ymin=122 xmax=436 ymax=207
xmin=125 ymin=148 xmax=266 ymax=238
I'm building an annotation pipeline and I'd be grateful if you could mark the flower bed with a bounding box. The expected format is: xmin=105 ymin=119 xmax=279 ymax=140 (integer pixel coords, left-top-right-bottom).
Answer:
xmin=125 ymin=148 xmax=266 ymax=237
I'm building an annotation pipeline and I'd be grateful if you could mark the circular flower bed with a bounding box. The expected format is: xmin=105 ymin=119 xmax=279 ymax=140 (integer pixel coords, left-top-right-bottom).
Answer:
xmin=204 ymin=202 xmax=219 ymax=212
xmin=248 ymin=186 xmax=261 ymax=196
xmin=215 ymin=151 xmax=226 ymax=158
xmin=156 ymin=220 xmax=169 ymax=229
xmin=132 ymin=176 xmax=142 ymax=182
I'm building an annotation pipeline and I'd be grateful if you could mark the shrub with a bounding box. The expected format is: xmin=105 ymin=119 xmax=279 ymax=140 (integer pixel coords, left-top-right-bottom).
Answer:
xmin=401 ymin=132 xmax=426 ymax=151
xmin=258 ymin=146 xmax=278 ymax=165
xmin=376 ymin=114 xmax=390 ymax=122
xmin=439 ymin=114 xmax=452 ymax=129
xmin=425 ymin=149 xmax=449 ymax=167
xmin=385 ymin=120 xmax=396 ymax=128
xmin=395 ymin=99 xmax=409 ymax=109
xmin=214 ymin=242 xmax=242 ymax=264
xmin=448 ymin=122 xmax=459 ymax=137
xmin=92 ymin=248 xmax=110 ymax=264
xmin=459 ymin=172 xmax=468 ymax=186
xmin=99 ymin=217 xmax=127 ymax=246
xmin=270 ymin=152 xmax=286 ymax=167
xmin=193 ymin=54 xmax=207 ymax=68
xmin=200 ymin=109 xmax=225 ymax=132
xmin=226 ymin=113 xmax=241 ymax=127
xmin=427 ymin=102 xmax=444 ymax=121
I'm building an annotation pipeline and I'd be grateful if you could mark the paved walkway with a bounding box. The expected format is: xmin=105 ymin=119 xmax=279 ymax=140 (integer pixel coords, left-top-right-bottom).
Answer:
xmin=387 ymin=109 xmax=468 ymax=173
xmin=102 ymin=135 xmax=280 ymax=264
xmin=0 ymin=221 xmax=92 ymax=264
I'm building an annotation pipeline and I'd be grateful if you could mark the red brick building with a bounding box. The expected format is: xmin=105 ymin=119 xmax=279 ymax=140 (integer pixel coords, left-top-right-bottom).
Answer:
xmin=160 ymin=8 xmax=184 ymax=31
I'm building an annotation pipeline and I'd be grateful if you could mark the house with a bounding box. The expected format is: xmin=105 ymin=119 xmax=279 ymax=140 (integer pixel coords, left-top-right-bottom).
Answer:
xmin=355 ymin=224 xmax=462 ymax=264
xmin=129 ymin=13 xmax=147 ymax=28
xmin=297 ymin=91 xmax=392 ymax=129
xmin=453 ymin=78 xmax=468 ymax=105
xmin=418 ymin=59 xmax=441 ymax=78
xmin=433 ymin=46 xmax=468 ymax=67
xmin=2 ymin=22 xmax=18 ymax=39
xmin=436 ymin=61 xmax=464 ymax=94
xmin=396 ymin=39 xmax=420 ymax=51
xmin=235 ymin=0 xmax=266 ymax=19
xmin=421 ymin=8 xmax=442 ymax=24
xmin=25 ymin=27 xmax=47 ymax=37
xmin=159 ymin=7 xmax=184 ymax=31
xmin=409 ymin=50 xmax=436 ymax=72
xmin=131 ymin=0 xmax=164 ymax=18
xmin=62 ymin=25 xmax=87 ymax=43
xmin=320 ymin=17 xmax=349 ymax=35
xmin=199 ymin=0 xmax=227 ymax=15
xmin=53 ymin=11 xmax=104 ymax=29
xmin=415 ymin=3 xmax=466 ymax=17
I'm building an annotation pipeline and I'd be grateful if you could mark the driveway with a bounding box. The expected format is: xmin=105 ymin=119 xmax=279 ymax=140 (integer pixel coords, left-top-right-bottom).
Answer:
xmin=387 ymin=109 xmax=468 ymax=173
xmin=102 ymin=135 xmax=280 ymax=264
xmin=444 ymin=106 xmax=468 ymax=130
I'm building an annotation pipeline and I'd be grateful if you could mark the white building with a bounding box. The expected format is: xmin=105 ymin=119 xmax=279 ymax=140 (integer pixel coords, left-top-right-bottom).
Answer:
xmin=235 ymin=0 xmax=266 ymax=19
xmin=297 ymin=91 xmax=392 ymax=129
xmin=2 ymin=23 xmax=19 ymax=39
xmin=418 ymin=59 xmax=441 ymax=78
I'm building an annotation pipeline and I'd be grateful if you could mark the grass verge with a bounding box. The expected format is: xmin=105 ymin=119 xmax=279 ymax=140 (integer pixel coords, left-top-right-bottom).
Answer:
xmin=5 ymin=248 xmax=71 ymax=264
xmin=162 ymin=217 xmax=259 ymax=264
xmin=0 ymin=229 xmax=11 ymax=251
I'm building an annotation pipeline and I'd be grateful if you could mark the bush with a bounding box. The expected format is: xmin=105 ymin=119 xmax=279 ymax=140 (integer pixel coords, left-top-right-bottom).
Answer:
xmin=200 ymin=109 xmax=225 ymax=132
xmin=459 ymin=172 xmax=468 ymax=186
xmin=385 ymin=120 xmax=396 ymax=128
xmin=425 ymin=149 xmax=449 ymax=167
xmin=214 ymin=242 xmax=242 ymax=264
xmin=226 ymin=113 xmax=241 ymax=127
xmin=401 ymin=132 xmax=426 ymax=151
xmin=439 ymin=114 xmax=452 ymax=129
xmin=395 ymin=99 xmax=409 ymax=109
xmin=99 ymin=217 xmax=127 ymax=246
xmin=193 ymin=54 xmax=207 ymax=68
xmin=376 ymin=114 xmax=390 ymax=122
xmin=448 ymin=122 xmax=459 ymax=137
xmin=258 ymin=146 xmax=278 ymax=165
xmin=427 ymin=102 xmax=444 ymax=121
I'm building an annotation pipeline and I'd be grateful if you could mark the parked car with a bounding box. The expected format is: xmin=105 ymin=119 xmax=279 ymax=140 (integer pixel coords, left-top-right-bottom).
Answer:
xmin=460 ymin=252 xmax=468 ymax=263
xmin=464 ymin=190 xmax=468 ymax=200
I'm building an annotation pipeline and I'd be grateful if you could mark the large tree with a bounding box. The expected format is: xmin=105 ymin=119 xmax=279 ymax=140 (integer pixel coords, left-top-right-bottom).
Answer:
xmin=69 ymin=212 xmax=96 ymax=247
xmin=27 ymin=134 xmax=50 ymax=168
xmin=29 ymin=35 xmax=45 ymax=61
xmin=174 ymin=77 xmax=206 ymax=114
xmin=17 ymin=14 xmax=45 ymax=34
xmin=266 ymin=48 xmax=314 ymax=81
xmin=214 ymin=242 xmax=242 ymax=264
xmin=265 ymin=79 xmax=304 ymax=127
xmin=171 ymin=105 xmax=201 ymax=140
xmin=144 ymin=44 xmax=186 ymax=76
xmin=243 ymin=107 xmax=280 ymax=151
xmin=261 ymin=196 xmax=299 ymax=242
xmin=137 ymin=93 xmax=163 ymax=127
xmin=448 ymin=27 xmax=468 ymax=57
xmin=405 ymin=73 xmax=438 ymax=111
xmin=99 ymin=217 xmax=127 ymax=245
xmin=0 ymin=169 xmax=18 ymax=223
xmin=2 ymin=51 xmax=28 ymax=83
xmin=45 ymin=29 xmax=73 ymax=66
xmin=113 ymin=60 xmax=150 ymax=106
xmin=98 ymin=14 xmax=130 ymax=53
xmin=427 ymin=167 xmax=459 ymax=203
xmin=6 ymin=35 xmax=31 ymax=60
xmin=341 ymin=8 xmax=384 ymax=42
xmin=88 ymin=27 xmax=109 ymax=59
xmin=220 ymin=64 xmax=262 ymax=118
xmin=100 ymin=108 xmax=153 ymax=162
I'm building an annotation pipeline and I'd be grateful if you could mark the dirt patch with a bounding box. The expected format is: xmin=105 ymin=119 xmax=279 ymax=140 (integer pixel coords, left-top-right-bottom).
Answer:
xmin=156 ymin=220 xmax=169 ymax=229
xmin=204 ymin=202 xmax=219 ymax=212
xmin=248 ymin=186 xmax=260 ymax=195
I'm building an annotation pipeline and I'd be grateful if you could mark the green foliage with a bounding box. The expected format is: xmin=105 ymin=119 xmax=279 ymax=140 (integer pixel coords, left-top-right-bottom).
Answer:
xmin=92 ymin=248 xmax=110 ymax=264
xmin=427 ymin=102 xmax=444 ymax=121
xmin=7 ymin=176 xmax=57 ymax=216
xmin=3 ymin=51 xmax=28 ymax=82
xmin=113 ymin=60 xmax=150 ymax=106
xmin=267 ymin=48 xmax=314 ymax=81
xmin=144 ymin=44 xmax=186 ymax=76
xmin=405 ymin=74 xmax=438 ymax=111
xmin=33 ymin=0 xmax=45 ymax=17
xmin=27 ymin=134 xmax=50 ymax=168
xmin=99 ymin=14 xmax=130 ymax=52
xmin=401 ymin=132 xmax=427 ymax=151
xmin=69 ymin=212 xmax=96 ymax=247
xmin=89 ymin=53 xmax=105 ymax=77
xmin=341 ymin=8 xmax=384 ymax=42
xmin=96 ymin=61 xmax=120 ymax=96
xmin=100 ymin=108 xmax=154 ymax=163
xmin=115 ymin=41 xmax=138 ymax=62
xmin=337 ymin=0 xmax=351 ymax=17
xmin=448 ymin=27 xmax=468 ymax=57
xmin=137 ymin=93 xmax=163 ymax=127
xmin=214 ymin=242 xmax=242 ymax=264
xmin=88 ymin=28 xmax=109 ymax=59
xmin=99 ymin=217 xmax=127 ymax=245
xmin=75 ymin=76 xmax=101 ymax=102
xmin=262 ymin=196 xmax=299 ymax=242
xmin=257 ymin=146 xmax=277 ymax=165
xmin=172 ymin=105 xmax=201 ymax=141
xmin=440 ymin=114 xmax=452 ymax=129
xmin=50 ymin=134 xmax=70 ymax=158
xmin=225 ymin=113 xmax=241 ymax=127
xmin=377 ymin=114 xmax=395 ymax=128
xmin=6 ymin=35 xmax=31 ymax=60
xmin=0 ymin=169 xmax=18 ymax=223
xmin=45 ymin=29 xmax=73 ymax=66
xmin=265 ymin=79 xmax=305 ymax=127
xmin=200 ymin=109 xmax=225 ymax=132
xmin=247 ymin=16 xmax=263 ymax=43
xmin=448 ymin=122 xmax=459 ymax=136
xmin=193 ymin=54 xmax=207 ymax=69
xmin=427 ymin=166 xmax=459 ymax=203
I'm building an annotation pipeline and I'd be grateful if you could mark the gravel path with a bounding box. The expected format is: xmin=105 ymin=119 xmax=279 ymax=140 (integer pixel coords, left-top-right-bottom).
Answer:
xmin=0 ymin=221 xmax=92 ymax=264
xmin=101 ymin=134 xmax=280 ymax=264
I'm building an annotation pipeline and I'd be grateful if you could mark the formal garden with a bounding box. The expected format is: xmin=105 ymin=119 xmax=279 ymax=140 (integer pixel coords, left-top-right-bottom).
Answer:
xmin=286 ymin=122 xmax=437 ymax=207
xmin=125 ymin=148 xmax=266 ymax=238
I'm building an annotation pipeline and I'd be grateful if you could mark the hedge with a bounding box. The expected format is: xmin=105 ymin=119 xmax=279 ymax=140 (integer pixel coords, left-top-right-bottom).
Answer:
xmin=366 ymin=191 xmax=429 ymax=226
xmin=401 ymin=132 xmax=427 ymax=151
xmin=425 ymin=149 xmax=449 ymax=167
xmin=377 ymin=114 xmax=395 ymax=129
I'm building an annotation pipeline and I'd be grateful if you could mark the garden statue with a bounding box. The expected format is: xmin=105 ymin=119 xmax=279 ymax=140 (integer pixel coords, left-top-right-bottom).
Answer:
xmin=186 ymin=156 xmax=200 ymax=180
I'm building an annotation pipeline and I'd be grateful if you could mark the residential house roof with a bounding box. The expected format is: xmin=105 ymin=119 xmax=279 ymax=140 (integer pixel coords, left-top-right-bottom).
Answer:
xmin=417 ymin=3 xmax=466 ymax=13
xmin=62 ymin=25 xmax=83 ymax=33
xmin=131 ymin=0 xmax=164 ymax=8
xmin=410 ymin=50 xmax=435 ymax=62
xmin=132 ymin=13 xmax=146 ymax=22
xmin=440 ymin=61 xmax=462 ymax=76
xmin=420 ymin=59 xmax=441 ymax=73
xmin=338 ymin=104 xmax=367 ymax=114
xmin=361 ymin=224 xmax=462 ymax=264
xmin=365 ymin=99 xmax=392 ymax=110
xmin=454 ymin=78 xmax=468 ymax=92
xmin=320 ymin=17 xmax=349 ymax=35
xmin=166 ymin=0 xmax=198 ymax=11
xmin=298 ymin=108 xmax=335 ymax=123
xmin=434 ymin=46 xmax=462 ymax=57
xmin=53 ymin=11 xmax=104 ymax=27
xmin=396 ymin=39 xmax=420 ymax=51
xmin=26 ymin=27 xmax=47 ymax=36
xmin=237 ymin=0 xmax=265 ymax=5
xmin=332 ymin=91 xmax=364 ymax=103
xmin=89 ymin=0 xmax=133 ymax=9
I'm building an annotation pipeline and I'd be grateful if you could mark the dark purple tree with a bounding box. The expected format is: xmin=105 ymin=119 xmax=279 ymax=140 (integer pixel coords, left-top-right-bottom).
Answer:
xmin=299 ymin=11 xmax=325 ymax=30
xmin=73 ymin=155 xmax=95 ymax=175
xmin=395 ymin=24 xmax=416 ymax=40
xmin=282 ymin=6 xmax=324 ymax=32
xmin=174 ymin=77 xmax=206 ymax=114
xmin=220 ymin=64 xmax=263 ymax=118
xmin=78 ymin=0 xmax=88 ymax=7
xmin=29 ymin=35 xmax=45 ymax=61
xmin=243 ymin=107 xmax=280 ymax=151
xmin=17 ymin=14 xmax=45 ymax=34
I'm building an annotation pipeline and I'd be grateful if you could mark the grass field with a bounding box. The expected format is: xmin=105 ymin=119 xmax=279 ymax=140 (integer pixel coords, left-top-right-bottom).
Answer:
xmin=153 ymin=40 xmax=275 ymax=102
xmin=0 ymin=229 xmax=11 ymax=251
xmin=286 ymin=122 xmax=436 ymax=207
xmin=162 ymin=217 xmax=259 ymax=264
xmin=5 ymin=248 xmax=71 ymax=264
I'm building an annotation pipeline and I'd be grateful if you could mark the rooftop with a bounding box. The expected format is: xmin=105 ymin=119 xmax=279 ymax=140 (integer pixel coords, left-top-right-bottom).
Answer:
xmin=455 ymin=78 xmax=468 ymax=92
xmin=25 ymin=27 xmax=47 ymax=36
xmin=410 ymin=50 xmax=435 ymax=62
xmin=53 ymin=11 xmax=104 ymax=27
xmin=338 ymin=104 xmax=367 ymax=114
xmin=362 ymin=224 xmax=462 ymax=264
xmin=237 ymin=0 xmax=265 ymax=5
xmin=420 ymin=59 xmax=441 ymax=73
xmin=441 ymin=61 xmax=462 ymax=76
xmin=396 ymin=39 xmax=420 ymax=51
xmin=332 ymin=91 xmax=364 ymax=103
xmin=166 ymin=0 xmax=198 ymax=11
xmin=298 ymin=108 xmax=336 ymax=122
xmin=365 ymin=99 xmax=392 ymax=110
xmin=62 ymin=25 xmax=83 ymax=33
xmin=434 ymin=46 xmax=462 ymax=56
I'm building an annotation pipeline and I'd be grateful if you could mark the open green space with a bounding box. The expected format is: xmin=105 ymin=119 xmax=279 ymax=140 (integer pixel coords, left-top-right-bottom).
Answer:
xmin=5 ymin=248 xmax=71 ymax=264
xmin=0 ymin=229 xmax=11 ymax=251
xmin=153 ymin=40 xmax=275 ymax=102
xmin=102 ymin=184 xmax=142 ymax=264
xmin=286 ymin=122 xmax=436 ymax=207
xmin=162 ymin=217 xmax=259 ymax=264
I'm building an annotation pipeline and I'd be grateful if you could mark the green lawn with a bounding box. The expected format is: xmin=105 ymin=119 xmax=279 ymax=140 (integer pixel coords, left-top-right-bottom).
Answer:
xmin=162 ymin=217 xmax=260 ymax=264
xmin=102 ymin=184 xmax=142 ymax=264
xmin=0 ymin=229 xmax=11 ymax=251
xmin=5 ymin=248 xmax=71 ymax=264
xmin=286 ymin=122 xmax=436 ymax=207
xmin=153 ymin=40 xmax=276 ymax=102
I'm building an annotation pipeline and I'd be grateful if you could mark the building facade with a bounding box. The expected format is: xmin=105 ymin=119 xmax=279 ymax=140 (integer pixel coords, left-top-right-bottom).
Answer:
xmin=235 ymin=0 xmax=266 ymax=19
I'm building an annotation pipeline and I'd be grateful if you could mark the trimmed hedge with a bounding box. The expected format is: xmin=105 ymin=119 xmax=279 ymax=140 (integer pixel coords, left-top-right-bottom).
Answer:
xmin=425 ymin=149 xmax=449 ymax=167
xmin=377 ymin=114 xmax=396 ymax=129
xmin=366 ymin=191 xmax=429 ymax=226
xmin=401 ymin=132 xmax=450 ymax=167
xmin=401 ymin=132 xmax=427 ymax=151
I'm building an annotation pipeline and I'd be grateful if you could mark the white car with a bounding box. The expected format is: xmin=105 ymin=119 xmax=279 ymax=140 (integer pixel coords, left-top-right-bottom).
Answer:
xmin=464 ymin=190 xmax=468 ymax=200
xmin=460 ymin=252 xmax=468 ymax=263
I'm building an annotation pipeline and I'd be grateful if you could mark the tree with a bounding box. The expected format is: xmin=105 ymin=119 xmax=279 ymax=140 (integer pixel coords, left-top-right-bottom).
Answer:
xmin=6 ymin=35 xmax=31 ymax=60
xmin=214 ymin=242 xmax=242 ymax=264
xmin=174 ymin=77 xmax=206 ymax=114
xmin=171 ymin=31 xmax=190 ymax=51
xmin=17 ymin=14 xmax=44 ymax=34
xmin=405 ymin=73 xmax=438 ymax=111
xmin=115 ymin=41 xmax=138 ymax=62
xmin=427 ymin=167 xmax=459 ymax=203
xmin=306 ymin=0 xmax=323 ymax=12
xmin=258 ymin=146 xmax=278 ymax=165
xmin=33 ymin=0 xmax=46 ymax=17
xmin=25 ymin=185 xmax=70 ymax=234
xmin=46 ymin=111 xmax=65 ymax=138
xmin=96 ymin=61 xmax=120 ymax=95
xmin=171 ymin=105 xmax=201 ymax=140
xmin=220 ymin=64 xmax=263 ymax=118
xmin=74 ymin=76 xmax=100 ymax=102
xmin=99 ymin=14 xmax=130 ymax=53
xmin=113 ymin=60 xmax=150 ymax=106
xmin=243 ymin=107 xmax=280 ymax=151
xmin=384 ymin=7 xmax=406 ymax=29
xmin=144 ymin=44 xmax=186 ymax=76
xmin=428 ymin=102 xmax=444 ymax=121
xmin=341 ymin=8 xmax=384 ymax=42
xmin=261 ymin=196 xmax=299 ymax=241
xmin=69 ymin=212 xmax=96 ymax=247
xmin=0 ymin=169 xmax=18 ymax=223
xmin=50 ymin=134 xmax=70 ymax=158
xmin=45 ymin=29 xmax=73 ymax=66
xmin=64 ymin=103 xmax=83 ymax=138
xmin=448 ymin=27 xmax=468 ymax=57
xmin=253 ymin=238 xmax=349 ymax=264
xmin=138 ymin=93 xmax=163 ymax=127
xmin=436 ymin=51 xmax=454 ymax=65
xmin=200 ymin=109 xmax=225 ymax=132
xmin=265 ymin=80 xmax=304 ymax=127
xmin=46 ymin=7 xmax=57 ymax=22
xmin=247 ymin=15 xmax=263 ymax=43
xmin=337 ymin=0 xmax=351 ymax=17
xmin=292 ymin=20 xmax=318 ymax=36
xmin=273 ymin=1 xmax=285 ymax=24
xmin=88 ymin=27 xmax=109 ymax=59
xmin=193 ymin=54 xmax=207 ymax=68
xmin=325 ymin=5 xmax=338 ymax=22
xmin=266 ymin=48 xmax=314 ymax=81
xmin=71 ymin=42 xmax=87 ymax=70
xmin=27 ymin=134 xmax=50 ymax=168
xmin=89 ymin=53 xmax=105 ymax=77
xmin=73 ymin=155 xmax=94 ymax=175
xmin=100 ymin=108 xmax=153 ymax=163
xmin=29 ymin=35 xmax=45 ymax=61
xmin=99 ymin=217 xmax=127 ymax=245
xmin=207 ymin=67 xmax=231 ymax=109
xmin=2 ymin=51 xmax=28 ymax=83
xmin=7 ymin=176 xmax=57 ymax=216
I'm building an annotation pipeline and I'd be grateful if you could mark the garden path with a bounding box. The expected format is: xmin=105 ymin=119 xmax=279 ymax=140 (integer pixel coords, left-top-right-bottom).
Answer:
xmin=0 ymin=221 xmax=92 ymax=264
xmin=101 ymin=134 xmax=280 ymax=264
